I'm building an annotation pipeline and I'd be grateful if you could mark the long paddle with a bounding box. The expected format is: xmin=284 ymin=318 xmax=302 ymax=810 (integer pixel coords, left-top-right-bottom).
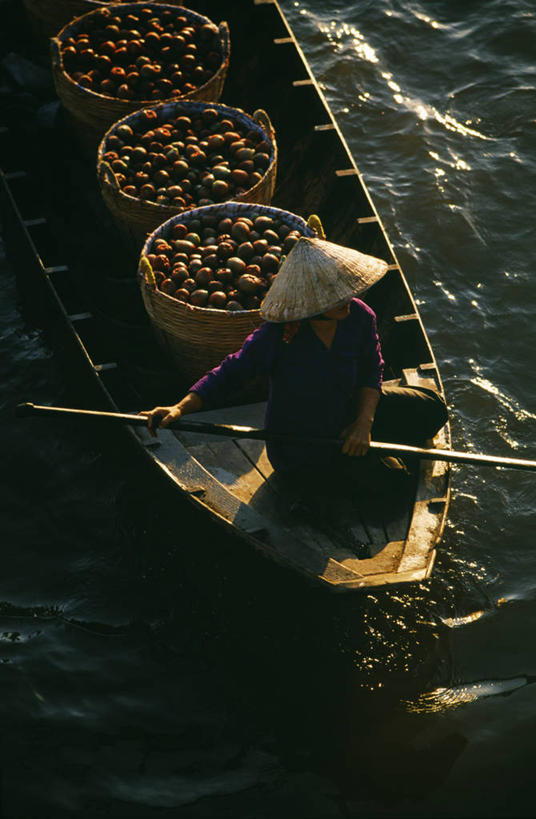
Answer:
xmin=15 ymin=402 xmax=536 ymax=472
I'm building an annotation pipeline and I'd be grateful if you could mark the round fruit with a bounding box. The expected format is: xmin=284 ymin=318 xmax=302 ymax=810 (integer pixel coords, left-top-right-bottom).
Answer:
xmin=150 ymin=210 xmax=304 ymax=310
xmin=62 ymin=6 xmax=224 ymax=102
xmin=102 ymin=103 xmax=273 ymax=216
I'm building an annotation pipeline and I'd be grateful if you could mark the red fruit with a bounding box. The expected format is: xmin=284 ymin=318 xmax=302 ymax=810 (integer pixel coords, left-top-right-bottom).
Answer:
xmin=117 ymin=84 xmax=132 ymax=99
xmin=110 ymin=66 xmax=126 ymax=82
xmin=171 ymin=160 xmax=189 ymax=180
xmin=153 ymin=169 xmax=170 ymax=186
xmin=127 ymin=40 xmax=142 ymax=58
xmin=104 ymin=23 xmax=120 ymax=37
xmin=190 ymin=289 xmax=209 ymax=307
xmin=140 ymin=63 xmax=161 ymax=79
xmin=155 ymin=254 xmax=171 ymax=272
xmin=188 ymin=258 xmax=203 ymax=275
xmin=253 ymin=239 xmax=268 ymax=255
xmin=62 ymin=45 xmax=77 ymax=62
xmin=255 ymin=152 xmax=271 ymax=170
xmin=160 ymin=278 xmax=175 ymax=294
xmin=140 ymin=108 xmax=158 ymax=124
xmin=175 ymin=288 xmax=190 ymax=302
xmin=180 ymin=53 xmax=196 ymax=70
xmin=167 ymin=185 xmax=183 ymax=198
xmin=172 ymin=223 xmax=188 ymax=238
xmin=172 ymin=239 xmax=196 ymax=255
xmin=115 ymin=46 xmax=129 ymax=64
xmin=140 ymin=183 xmax=156 ymax=200
xmin=237 ymin=273 xmax=262 ymax=294
xmin=283 ymin=234 xmax=300 ymax=252
xmin=214 ymin=267 xmax=232 ymax=284
xmin=100 ymin=41 xmax=116 ymax=57
xmin=131 ymin=146 xmax=147 ymax=162
xmin=157 ymin=78 xmax=174 ymax=95
xmin=203 ymin=253 xmax=219 ymax=269
xmin=249 ymin=172 xmax=264 ymax=187
xmin=231 ymin=168 xmax=248 ymax=187
xmin=221 ymin=130 xmax=239 ymax=144
xmin=261 ymin=253 xmax=280 ymax=273
xmin=171 ymin=266 xmax=188 ymax=284
xmin=217 ymin=241 xmax=234 ymax=260
xmin=144 ymin=31 xmax=160 ymax=48
xmin=195 ymin=267 xmax=212 ymax=287
xmin=263 ymin=229 xmax=280 ymax=244
xmin=237 ymin=242 xmax=254 ymax=260
xmin=208 ymin=291 xmax=227 ymax=308
xmin=111 ymin=158 xmax=128 ymax=173
xmin=212 ymin=179 xmax=229 ymax=199
xmin=227 ymin=257 xmax=246 ymax=276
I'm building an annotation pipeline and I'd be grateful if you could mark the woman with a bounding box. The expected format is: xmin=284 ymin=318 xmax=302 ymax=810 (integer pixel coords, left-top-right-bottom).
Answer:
xmin=141 ymin=236 xmax=448 ymax=482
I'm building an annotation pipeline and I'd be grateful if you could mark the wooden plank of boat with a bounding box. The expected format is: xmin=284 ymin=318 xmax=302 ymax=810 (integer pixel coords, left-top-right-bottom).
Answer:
xmin=0 ymin=0 xmax=450 ymax=590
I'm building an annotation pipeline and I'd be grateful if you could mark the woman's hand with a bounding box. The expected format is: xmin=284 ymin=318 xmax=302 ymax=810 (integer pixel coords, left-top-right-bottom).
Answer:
xmin=138 ymin=393 xmax=203 ymax=437
xmin=341 ymin=417 xmax=372 ymax=457
xmin=138 ymin=404 xmax=182 ymax=437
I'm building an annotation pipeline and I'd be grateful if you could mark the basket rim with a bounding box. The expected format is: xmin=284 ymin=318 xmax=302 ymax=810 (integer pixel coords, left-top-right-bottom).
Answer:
xmin=52 ymin=4 xmax=230 ymax=105
xmin=97 ymin=100 xmax=277 ymax=212
xmin=139 ymin=202 xmax=316 ymax=318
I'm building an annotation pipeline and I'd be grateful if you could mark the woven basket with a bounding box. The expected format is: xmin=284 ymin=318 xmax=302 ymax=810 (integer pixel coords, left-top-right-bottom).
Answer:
xmin=51 ymin=3 xmax=230 ymax=154
xmin=24 ymin=0 xmax=184 ymax=40
xmin=139 ymin=203 xmax=319 ymax=383
xmin=97 ymin=102 xmax=277 ymax=249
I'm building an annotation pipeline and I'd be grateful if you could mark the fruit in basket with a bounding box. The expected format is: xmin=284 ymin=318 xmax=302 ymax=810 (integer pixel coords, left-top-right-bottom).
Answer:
xmin=61 ymin=6 xmax=222 ymax=102
xmin=148 ymin=210 xmax=304 ymax=311
xmin=102 ymin=105 xmax=273 ymax=210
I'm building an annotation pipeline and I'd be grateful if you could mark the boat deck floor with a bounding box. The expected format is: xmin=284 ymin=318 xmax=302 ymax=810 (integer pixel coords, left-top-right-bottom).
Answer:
xmin=172 ymin=401 xmax=417 ymax=565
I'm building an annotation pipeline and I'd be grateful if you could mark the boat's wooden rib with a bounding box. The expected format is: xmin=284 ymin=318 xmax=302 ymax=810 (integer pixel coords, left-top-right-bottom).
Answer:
xmin=0 ymin=0 xmax=451 ymax=590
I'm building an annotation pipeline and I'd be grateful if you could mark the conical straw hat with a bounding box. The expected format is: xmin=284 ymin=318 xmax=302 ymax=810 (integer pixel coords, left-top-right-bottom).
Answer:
xmin=260 ymin=236 xmax=388 ymax=322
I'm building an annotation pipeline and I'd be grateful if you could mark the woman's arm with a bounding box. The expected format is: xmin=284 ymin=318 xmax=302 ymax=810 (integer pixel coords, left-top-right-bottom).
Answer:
xmin=140 ymin=322 xmax=283 ymax=436
xmin=190 ymin=321 xmax=282 ymax=406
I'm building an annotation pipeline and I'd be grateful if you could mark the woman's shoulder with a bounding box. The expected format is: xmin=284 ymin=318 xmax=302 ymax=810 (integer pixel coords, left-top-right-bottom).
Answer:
xmin=349 ymin=297 xmax=377 ymax=322
xmin=250 ymin=321 xmax=285 ymax=341
xmin=241 ymin=320 xmax=285 ymax=351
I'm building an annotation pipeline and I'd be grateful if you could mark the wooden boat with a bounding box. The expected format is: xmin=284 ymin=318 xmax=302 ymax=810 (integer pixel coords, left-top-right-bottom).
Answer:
xmin=0 ymin=0 xmax=450 ymax=591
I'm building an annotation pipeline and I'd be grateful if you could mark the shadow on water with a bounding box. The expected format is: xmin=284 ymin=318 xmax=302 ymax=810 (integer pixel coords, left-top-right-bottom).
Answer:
xmin=107 ymin=470 xmax=474 ymax=814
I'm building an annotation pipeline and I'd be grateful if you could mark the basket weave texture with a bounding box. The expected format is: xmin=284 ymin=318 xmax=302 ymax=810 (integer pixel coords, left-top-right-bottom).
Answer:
xmin=51 ymin=3 xmax=230 ymax=152
xmin=24 ymin=0 xmax=184 ymax=40
xmin=139 ymin=203 xmax=317 ymax=383
xmin=97 ymin=101 xmax=277 ymax=248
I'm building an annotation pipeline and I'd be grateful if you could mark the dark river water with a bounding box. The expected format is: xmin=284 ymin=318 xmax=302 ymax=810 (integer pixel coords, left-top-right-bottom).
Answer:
xmin=1 ymin=0 xmax=536 ymax=816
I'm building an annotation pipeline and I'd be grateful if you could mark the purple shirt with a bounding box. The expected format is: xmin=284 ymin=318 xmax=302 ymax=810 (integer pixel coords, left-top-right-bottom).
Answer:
xmin=190 ymin=298 xmax=384 ymax=472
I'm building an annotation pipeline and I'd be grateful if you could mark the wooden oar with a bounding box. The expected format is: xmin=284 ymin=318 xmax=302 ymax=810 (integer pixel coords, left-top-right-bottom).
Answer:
xmin=15 ymin=401 xmax=536 ymax=472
